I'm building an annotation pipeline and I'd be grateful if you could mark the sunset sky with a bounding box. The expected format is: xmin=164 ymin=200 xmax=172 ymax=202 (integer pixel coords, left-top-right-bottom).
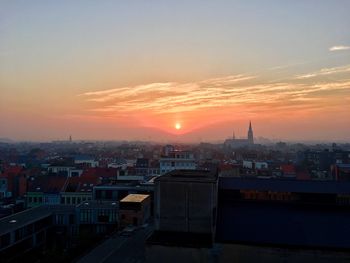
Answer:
xmin=1 ymin=1 xmax=350 ymax=142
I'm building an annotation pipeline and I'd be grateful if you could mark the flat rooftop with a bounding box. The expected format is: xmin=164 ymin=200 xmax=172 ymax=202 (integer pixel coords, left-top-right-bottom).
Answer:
xmin=220 ymin=177 xmax=350 ymax=194
xmin=0 ymin=206 xmax=52 ymax=235
xmin=77 ymin=200 xmax=119 ymax=209
xmin=156 ymin=169 xmax=218 ymax=182
xmin=216 ymin=201 xmax=350 ymax=250
xmin=120 ymin=194 xmax=149 ymax=203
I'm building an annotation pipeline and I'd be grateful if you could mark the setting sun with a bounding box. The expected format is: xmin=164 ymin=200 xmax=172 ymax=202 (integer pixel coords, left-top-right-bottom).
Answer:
xmin=175 ymin=123 xmax=182 ymax=130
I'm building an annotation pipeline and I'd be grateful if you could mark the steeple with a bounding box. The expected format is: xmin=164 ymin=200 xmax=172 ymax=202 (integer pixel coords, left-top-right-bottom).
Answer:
xmin=247 ymin=121 xmax=254 ymax=144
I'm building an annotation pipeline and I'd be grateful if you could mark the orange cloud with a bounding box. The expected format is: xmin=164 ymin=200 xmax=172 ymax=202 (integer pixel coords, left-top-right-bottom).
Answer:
xmin=78 ymin=68 xmax=350 ymax=134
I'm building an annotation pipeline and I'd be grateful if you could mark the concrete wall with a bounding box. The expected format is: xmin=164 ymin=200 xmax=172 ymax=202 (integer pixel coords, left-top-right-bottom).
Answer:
xmin=155 ymin=181 xmax=217 ymax=234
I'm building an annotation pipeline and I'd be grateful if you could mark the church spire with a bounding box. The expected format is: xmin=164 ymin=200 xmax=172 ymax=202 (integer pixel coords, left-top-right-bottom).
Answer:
xmin=247 ymin=121 xmax=254 ymax=144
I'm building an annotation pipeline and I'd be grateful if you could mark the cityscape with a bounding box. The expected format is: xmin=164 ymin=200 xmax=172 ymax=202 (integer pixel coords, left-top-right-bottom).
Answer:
xmin=1 ymin=1 xmax=350 ymax=263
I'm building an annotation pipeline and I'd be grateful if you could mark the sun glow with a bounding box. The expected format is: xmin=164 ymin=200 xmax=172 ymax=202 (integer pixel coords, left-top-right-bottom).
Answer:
xmin=175 ymin=122 xmax=182 ymax=130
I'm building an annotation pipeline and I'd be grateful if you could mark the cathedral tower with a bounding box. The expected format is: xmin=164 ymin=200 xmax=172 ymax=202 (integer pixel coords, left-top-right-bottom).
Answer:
xmin=247 ymin=121 xmax=254 ymax=144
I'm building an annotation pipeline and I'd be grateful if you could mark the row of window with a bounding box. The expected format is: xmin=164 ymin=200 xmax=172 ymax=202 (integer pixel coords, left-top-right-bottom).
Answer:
xmin=61 ymin=196 xmax=92 ymax=205
xmin=27 ymin=196 xmax=43 ymax=203
xmin=161 ymin=161 xmax=196 ymax=167
xmin=80 ymin=209 xmax=118 ymax=223
xmin=27 ymin=195 xmax=92 ymax=205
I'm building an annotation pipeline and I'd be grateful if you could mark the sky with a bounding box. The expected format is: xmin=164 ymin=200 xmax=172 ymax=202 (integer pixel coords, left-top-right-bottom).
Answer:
xmin=1 ymin=0 xmax=350 ymax=142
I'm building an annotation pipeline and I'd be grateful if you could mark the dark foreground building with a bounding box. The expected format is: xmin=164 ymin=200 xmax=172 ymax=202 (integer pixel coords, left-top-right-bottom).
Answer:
xmin=147 ymin=169 xmax=219 ymax=263
xmin=147 ymin=172 xmax=350 ymax=263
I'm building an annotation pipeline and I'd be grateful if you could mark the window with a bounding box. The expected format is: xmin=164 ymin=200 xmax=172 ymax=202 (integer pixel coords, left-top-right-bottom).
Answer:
xmin=80 ymin=210 xmax=91 ymax=223
xmin=57 ymin=215 xmax=64 ymax=225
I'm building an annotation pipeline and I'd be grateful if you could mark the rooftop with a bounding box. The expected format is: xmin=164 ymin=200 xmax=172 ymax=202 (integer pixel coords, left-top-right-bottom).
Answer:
xmin=120 ymin=194 xmax=149 ymax=203
xmin=77 ymin=200 xmax=119 ymax=209
xmin=0 ymin=206 xmax=52 ymax=235
xmin=219 ymin=177 xmax=350 ymax=194
xmin=216 ymin=201 xmax=350 ymax=250
xmin=156 ymin=169 xmax=218 ymax=182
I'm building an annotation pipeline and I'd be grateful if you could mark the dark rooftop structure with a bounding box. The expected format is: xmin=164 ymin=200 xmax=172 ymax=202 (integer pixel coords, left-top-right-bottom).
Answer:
xmin=0 ymin=206 xmax=51 ymax=235
xmin=217 ymin=176 xmax=350 ymax=251
xmin=155 ymin=169 xmax=217 ymax=182
xmin=27 ymin=175 xmax=67 ymax=193
xmin=220 ymin=177 xmax=350 ymax=194
xmin=77 ymin=200 xmax=119 ymax=209
xmin=216 ymin=202 xmax=350 ymax=250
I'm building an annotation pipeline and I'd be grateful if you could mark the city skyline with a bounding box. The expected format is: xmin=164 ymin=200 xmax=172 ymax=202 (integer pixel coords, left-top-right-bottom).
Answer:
xmin=1 ymin=1 xmax=350 ymax=142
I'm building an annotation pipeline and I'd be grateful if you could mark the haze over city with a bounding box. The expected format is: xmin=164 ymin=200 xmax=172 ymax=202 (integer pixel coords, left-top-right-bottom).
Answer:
xmin=1 ymin=0 xmax=350 ymax=142
xmin=3 ymin=2 xmax=350 ymax=263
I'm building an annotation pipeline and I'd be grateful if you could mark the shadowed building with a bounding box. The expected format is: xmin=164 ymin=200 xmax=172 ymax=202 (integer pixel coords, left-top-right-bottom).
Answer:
xmin=147 ymin=169 xmax=218 ymax=263
xmin=119 ymin=194 xmax=151 ymax=227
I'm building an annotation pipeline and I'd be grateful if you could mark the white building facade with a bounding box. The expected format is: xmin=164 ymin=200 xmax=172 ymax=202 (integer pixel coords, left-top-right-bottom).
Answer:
xmin=159 ymin=150 xmax=196 ymax=175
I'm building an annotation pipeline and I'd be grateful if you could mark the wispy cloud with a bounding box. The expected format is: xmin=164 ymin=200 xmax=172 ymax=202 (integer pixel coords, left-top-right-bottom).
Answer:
xmin=80 ymin=73 xmax=350 ymax=117
xmin=295 ymin=65 xmax=350 ymax=79
xmin=329 ymin=45 xmax=350 ymax=51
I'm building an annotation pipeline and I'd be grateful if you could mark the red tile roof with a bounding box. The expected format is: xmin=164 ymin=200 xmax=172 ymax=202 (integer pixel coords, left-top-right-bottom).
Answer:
xmin=296 ymin=171 xmax=311 ymax=181
xmin=28 ymin=176 xmax=67 ymax=193
xmin=64 ymin=175 xmax=100 ymax=192
xmin=280 ymin=164 xmax=296 ymax=174
xmin=1 ymin=166 xmax=23 ymax=177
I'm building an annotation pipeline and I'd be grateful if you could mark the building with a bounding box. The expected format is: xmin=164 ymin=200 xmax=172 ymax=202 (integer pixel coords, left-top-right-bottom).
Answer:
xmin=162 ymin=145 xmax=175 ymax=156
xmin=93 ymin=183 xmax=154 ymax=203
xmin=135 ymin=158 xmax=149 ymax=177
xmin=153 ymin=169 xmax=218 ymax=235
xmin=147 ymin=169 xmax=218 ymax=263
xmin=26 ymin=176 xmax=67 ymax=208
xmin=332 ymin=164 xmax=350 ymax=181
xmin=0 ymin=166 xmax=26 ymax=199
xmin=77 ymin=200 xmax=119 ymax=234
xmin=243 ymin=160 xmax=268 ymax=170
xmin=0 ymin=206 xmax=52 ymax=261
xmin=224 ymin=121 xmax=254 ymax=148
xmin=119 ymin=194 xmax=151 ymax=227
xmin=48 ymin=166 xmax=76 ymax=177
xmin=60 ymin=175 xmax=97 ymax=205
xmin=159 ymin=150 xmax=196 ymax=175
xmin=74 ymin=155 xmax=98 ymax=168
xmin=216 ymin=176 xmax=350 ymax=262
